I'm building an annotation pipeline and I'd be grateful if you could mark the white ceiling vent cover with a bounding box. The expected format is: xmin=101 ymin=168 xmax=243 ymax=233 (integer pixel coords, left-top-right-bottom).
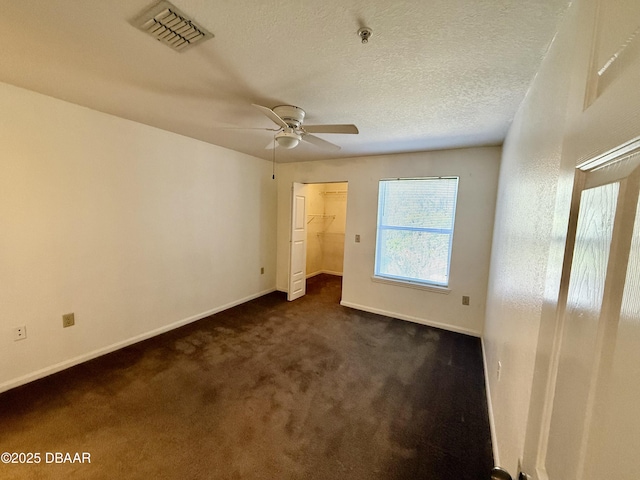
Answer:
xmin=134 ymin=1 xmax=213 ymax=52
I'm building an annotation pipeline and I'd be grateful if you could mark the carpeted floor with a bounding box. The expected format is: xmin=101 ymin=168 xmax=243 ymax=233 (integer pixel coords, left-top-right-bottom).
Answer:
xmin=0 ymin=275 xmax=493 ymax=479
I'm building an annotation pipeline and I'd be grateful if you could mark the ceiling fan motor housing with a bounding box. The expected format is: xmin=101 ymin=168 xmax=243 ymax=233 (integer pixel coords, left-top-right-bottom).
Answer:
xmin=273 ymin=105 xmax=305 ymax=128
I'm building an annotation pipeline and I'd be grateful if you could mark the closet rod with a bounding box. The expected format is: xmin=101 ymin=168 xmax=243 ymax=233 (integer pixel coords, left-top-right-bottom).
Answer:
xmin=319 ymin=190 xmax=347 ymax=195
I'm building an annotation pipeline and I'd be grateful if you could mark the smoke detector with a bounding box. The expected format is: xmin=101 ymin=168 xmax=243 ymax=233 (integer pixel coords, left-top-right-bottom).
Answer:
xmin=133 ymin=1 xmax=213 ymax=52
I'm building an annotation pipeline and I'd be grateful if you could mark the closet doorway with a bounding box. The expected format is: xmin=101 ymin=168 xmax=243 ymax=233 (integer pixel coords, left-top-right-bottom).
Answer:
xmin=305 ymin=182 xmax=348 ymax=280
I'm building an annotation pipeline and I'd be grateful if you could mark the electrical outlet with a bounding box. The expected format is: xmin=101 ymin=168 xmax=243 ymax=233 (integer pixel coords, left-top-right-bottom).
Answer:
xmin=462 ymin=295 xmax=470 ymax=305
xmin=497 ymin=361 xmax=502 ymax=381
xmin=260 ymin=267 xmax=264 ymax=275
xmin=62 ymin=313 xmax=75 ymax=328
xmin=355 ymin=234 xmax=361 ymax=243
xmin=13 ymin=326 xmax=27 ymax=341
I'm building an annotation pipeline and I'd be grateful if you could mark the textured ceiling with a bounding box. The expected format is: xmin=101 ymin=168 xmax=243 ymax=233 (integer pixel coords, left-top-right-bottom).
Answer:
xmin=0 ymin=0 xmax=569 ymax=162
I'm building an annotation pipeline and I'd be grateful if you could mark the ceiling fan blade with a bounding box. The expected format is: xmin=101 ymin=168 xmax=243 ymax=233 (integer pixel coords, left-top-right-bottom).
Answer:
xmin=301 ymin=133 xmax=341 ymax=151
xmin=303 ymin=124 xmax=359 ymax=134
xmin=252 ymin=104 xmax=289 ymax=130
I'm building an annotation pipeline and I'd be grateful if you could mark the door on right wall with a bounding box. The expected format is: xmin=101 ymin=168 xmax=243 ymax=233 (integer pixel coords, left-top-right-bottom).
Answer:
xmin=531 ymin=148 xmax=640 ymax=480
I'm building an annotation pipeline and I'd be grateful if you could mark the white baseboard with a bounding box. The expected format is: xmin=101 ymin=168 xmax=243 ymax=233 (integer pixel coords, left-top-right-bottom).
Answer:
xmin=481 ymin=337 xmax=500 ymax=466
xmin=339 ymin=301 xmax=481 ymax=337
xmin=0 ymin=287 xmax=276 ymax=394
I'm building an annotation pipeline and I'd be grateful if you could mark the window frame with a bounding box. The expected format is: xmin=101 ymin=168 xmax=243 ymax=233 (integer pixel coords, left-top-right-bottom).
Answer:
xmin=373 ymin=176 xmax=459 ymax=290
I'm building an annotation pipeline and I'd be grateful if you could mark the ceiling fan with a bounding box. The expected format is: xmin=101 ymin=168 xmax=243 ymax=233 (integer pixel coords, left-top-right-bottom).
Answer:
xmin=251 ymin=104 xmax=359 ymax=151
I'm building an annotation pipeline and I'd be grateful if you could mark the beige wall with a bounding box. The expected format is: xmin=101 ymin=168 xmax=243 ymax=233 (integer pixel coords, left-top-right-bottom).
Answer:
xmin=0 ymin=82 xmax=277 ymax=392
xmin=277 ymin=148 xmax=500 ymax=336
xmin=483 ymin=0 xmax=640 ymax=473
xmin=306 ymin=182 xmax=347 ymax=277
xmin=305 ymin=183 xmax=325 ymax=276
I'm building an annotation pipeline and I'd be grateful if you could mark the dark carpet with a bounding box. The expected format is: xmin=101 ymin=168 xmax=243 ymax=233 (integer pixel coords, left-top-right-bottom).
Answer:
xmin=0 ymin=275 xmax=493 ymax=479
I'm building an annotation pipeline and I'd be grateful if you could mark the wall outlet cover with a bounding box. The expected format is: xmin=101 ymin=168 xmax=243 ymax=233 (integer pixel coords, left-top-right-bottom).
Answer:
xmin=13 ymin=326 xmax=27 ymax=341
xmin=62 ymin=313 xmax=75 ymax=328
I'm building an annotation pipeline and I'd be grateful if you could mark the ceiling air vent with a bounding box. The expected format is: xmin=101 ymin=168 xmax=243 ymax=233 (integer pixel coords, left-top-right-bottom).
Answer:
xmin=134 ymin=1 xmax=213 ymax=52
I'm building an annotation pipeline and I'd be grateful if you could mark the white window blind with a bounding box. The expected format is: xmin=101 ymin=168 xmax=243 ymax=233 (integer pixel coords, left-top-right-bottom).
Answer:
xmin=374 ymin=177 xmax=459 ymax=287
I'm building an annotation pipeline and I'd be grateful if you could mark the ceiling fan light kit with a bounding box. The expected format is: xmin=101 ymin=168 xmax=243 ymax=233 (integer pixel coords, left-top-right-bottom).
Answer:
xmin=275 ymin=129 xmax=302 ymax=149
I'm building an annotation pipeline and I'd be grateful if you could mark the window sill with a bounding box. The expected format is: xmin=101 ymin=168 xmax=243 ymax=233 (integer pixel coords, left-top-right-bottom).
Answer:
xmin=371 ymin=275 xmax=451 ymax=294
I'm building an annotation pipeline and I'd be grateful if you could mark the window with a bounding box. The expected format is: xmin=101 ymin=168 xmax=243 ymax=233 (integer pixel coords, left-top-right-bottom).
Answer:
xmin=374 ymin=177 xmax=459 ymax=288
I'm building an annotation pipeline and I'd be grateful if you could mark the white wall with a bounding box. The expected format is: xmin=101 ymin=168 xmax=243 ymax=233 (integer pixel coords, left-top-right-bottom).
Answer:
xmin=277 ymin=148 xmax=500 ymax=336
xmin=483 ymin=0 xmax=640 ymax=473
xmin=0 ymin=82 xmax=277 ymax=392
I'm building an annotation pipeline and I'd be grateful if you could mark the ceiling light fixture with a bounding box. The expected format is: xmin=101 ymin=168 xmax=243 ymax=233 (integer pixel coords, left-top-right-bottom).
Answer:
xmin=275 ymin=129 xmax=301 ymax=149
